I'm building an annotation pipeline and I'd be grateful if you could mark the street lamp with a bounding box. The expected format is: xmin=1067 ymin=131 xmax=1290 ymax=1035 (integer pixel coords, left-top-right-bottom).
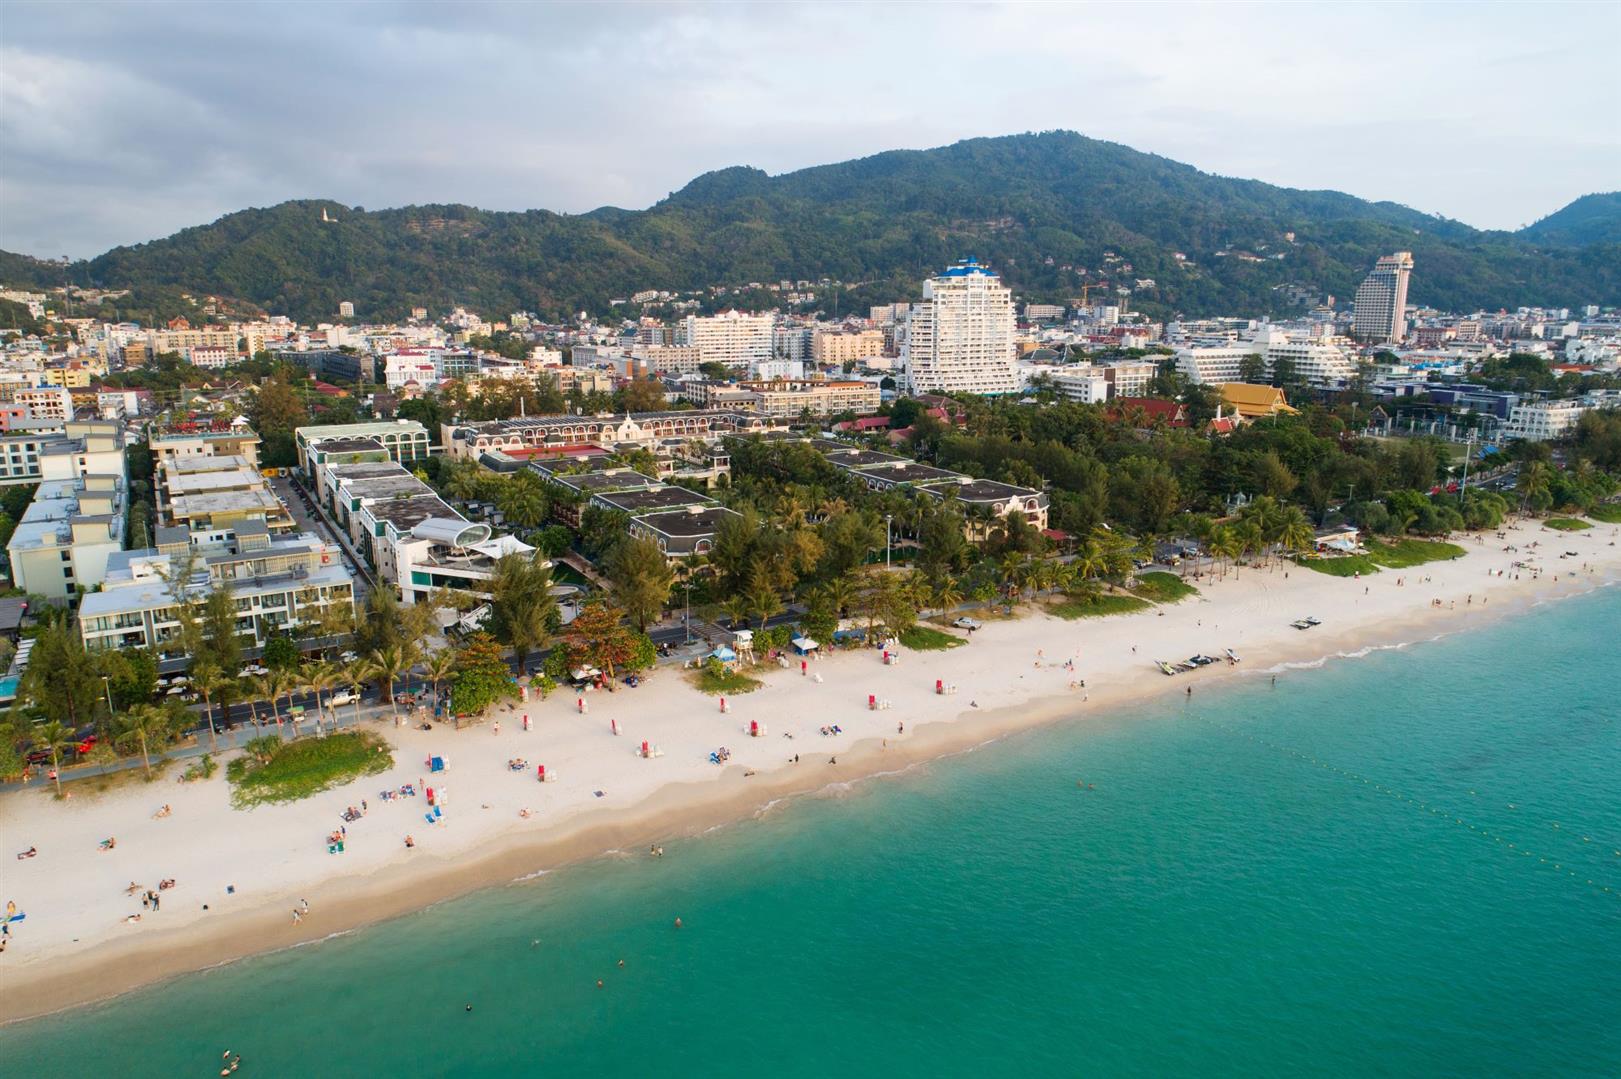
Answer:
xmin=101 ymin=674 xmax=115 ymax=718
xmin=684 ymin=580 xmax=693 ymax=644
xmin=885 ymin=514 xmax=893 ymax=570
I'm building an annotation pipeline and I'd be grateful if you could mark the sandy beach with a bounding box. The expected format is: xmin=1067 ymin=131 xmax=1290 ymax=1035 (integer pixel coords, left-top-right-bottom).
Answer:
xmin=3 ymin=517 xmax=1618 ymax=1023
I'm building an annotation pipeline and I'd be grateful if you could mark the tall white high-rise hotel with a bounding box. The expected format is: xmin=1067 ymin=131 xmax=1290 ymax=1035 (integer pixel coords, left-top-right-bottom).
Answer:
xmin=903 ymin=260 xmax=1019 ymax=395
xmin=1351 ymin=251 xmax=1413 ymax=344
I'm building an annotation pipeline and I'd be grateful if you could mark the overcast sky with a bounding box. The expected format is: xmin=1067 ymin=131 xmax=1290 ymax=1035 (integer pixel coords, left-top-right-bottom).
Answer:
xmin=2 ymin=1 xmax=1617 ymax=259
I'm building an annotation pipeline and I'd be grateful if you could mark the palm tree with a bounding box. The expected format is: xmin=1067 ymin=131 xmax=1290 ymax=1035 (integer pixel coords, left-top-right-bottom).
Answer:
xmin=368 ymin=644 xmax=414 ymax=718
xmin=30 ymin=720 xmax=73 ymax=797
xmin=420 ymin=650 xmax=457 ymax=715
xmin=721 ymin=594 xmax=752 ymax=632
xmin=500 ymin=485 xmax=546 ymax=531
xmin=1210 ymin=528 xmax=1243 ymax=580
xmin=1277 ymin=506 xmax=1316 ymax=559
xmin=251 ymin=673 xmax=283 ymax=732
xmin=114 ymin=704 xmax=170 ymax=779
xmin=445 ymin=462 xmax=481 ymax=502
xmin=1072 ymin=536 xmax=1109 ymax=586
xmin=265 ymin=668 xmax=298 ymax=736
xmin=190 ymin=659 xmax=225 ymax=753
xmin=822 ymin=573 xmax=860 ymax=620
xmin=929 ymin=576 xmax=964 ymax=617
xmin=1517 ymin=460 xmax=1551 ymax=515
xmin=304 ymin=662 xmax=340 ymax=730
xmin=344 ymin=659 xmax=372 ymax=727
xmin=748 ymin=581 xmax=784 ymax=631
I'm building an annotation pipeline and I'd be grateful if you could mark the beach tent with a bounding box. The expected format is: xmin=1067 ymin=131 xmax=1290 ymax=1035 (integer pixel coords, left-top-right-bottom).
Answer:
xmin=709 ymin=645 xmax=737 ymax=663
xmin=790 ymin=637 xmax=819 ymax=654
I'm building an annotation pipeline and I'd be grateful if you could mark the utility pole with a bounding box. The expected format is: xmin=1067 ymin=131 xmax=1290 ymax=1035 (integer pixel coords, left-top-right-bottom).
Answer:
xmin=885 ymin=514 xmax=893 ymax=570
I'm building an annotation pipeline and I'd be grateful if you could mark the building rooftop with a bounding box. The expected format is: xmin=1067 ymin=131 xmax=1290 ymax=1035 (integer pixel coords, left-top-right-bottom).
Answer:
xmin=163 ymin=467 xmax=265 ymax=496
xmin=824 ymin=449 xmax=910 ymax=468
xmin=327 ymin=460 xmax=406 ymax=483
xmin=847 ymin=461 xmax=961 ymax=485
xmin=367 ymin=492 xmax=458 ymax=532
xmin=306 ymin=436 xmax=388 ymax=455
xmin=165 ymin=454 xmax=253 ymax=475
xmin=919 ymin=478 xmax=1044 ymax=504
xmin=168 ymin=488 xmax=286 ymax=520
xmin=342 ymin=472 xmax=432 ymax=501
xmin=541 ymin=468 xmax=660 ymax=494
xmin=595 ymin=487 xmax=714 ymax=515
xmin=294 ymin=420 xmax=428 ymax=441
xmin=632 ymin=505 xmax=741 ymax=538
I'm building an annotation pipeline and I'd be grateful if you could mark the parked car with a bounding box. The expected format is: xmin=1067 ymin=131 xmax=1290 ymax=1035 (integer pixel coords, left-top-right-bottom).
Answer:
xmin=952 ymin=617 xmax=983 ymax=631
xmin=328 ymin=690 xmax=358 ymax=707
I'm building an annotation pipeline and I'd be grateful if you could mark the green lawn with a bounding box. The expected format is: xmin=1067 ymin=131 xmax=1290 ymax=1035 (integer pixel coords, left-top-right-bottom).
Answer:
xmin=1298 ymin=538 xmax=1467 ymax=577
xmin=1587 ymin=504 xmax=1621 ymax=524
xmin=688 ymin=665 xmax=764 ymax=695
xmin=1543 ymin=517 xmax=1593 ymax=531
xmin=1298 ymin=553 xmax=1378 ymax=577
xmin=1131 ymin=571 xmax=1199 ymax=603
xmin=1369 ymin=538 xmax=1469 ymax=567
xmin=227 ymin=731 xmax=393 ymax=809
xmin=898 ymin=625 xmax=966 ymax=650
xmin=1048 ymin=591 xmax=1151 ymax=620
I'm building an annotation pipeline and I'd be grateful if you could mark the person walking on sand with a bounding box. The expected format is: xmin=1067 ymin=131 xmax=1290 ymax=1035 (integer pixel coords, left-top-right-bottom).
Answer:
xmin=493 ymin=721 xmax=500 ymax=736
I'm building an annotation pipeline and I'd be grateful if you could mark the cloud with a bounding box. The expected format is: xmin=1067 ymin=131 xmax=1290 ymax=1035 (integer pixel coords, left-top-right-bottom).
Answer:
xmin=1 ymin=0 xmax=1617 ymax=257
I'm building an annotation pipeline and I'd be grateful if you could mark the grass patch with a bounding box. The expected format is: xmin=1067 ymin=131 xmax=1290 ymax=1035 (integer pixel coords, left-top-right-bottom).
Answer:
xmin=1586 ymin=504 xmax=1621 ymax=524
xmin=1369 ymin=538 xmax=1468 ymax=568
xmin=898 ymin=625 xmax=965 ymax=651
xmin=1543 ymin=517 xmax=1592 ymax=531
xmin=1131 ymin=571 xmax=1198 ymax=603
xmin=227 ymin=731 xmax=393 ymax=809
xmin=1298 ymin=537 xmax=1466 ymax=576
xmin=1048 ymin=590 xmax=1151 ymax=620
xmin=1296 ymin=553 xmax=1378 ymax=577
xmin=687 ymin=665 xmax=764 ymax=695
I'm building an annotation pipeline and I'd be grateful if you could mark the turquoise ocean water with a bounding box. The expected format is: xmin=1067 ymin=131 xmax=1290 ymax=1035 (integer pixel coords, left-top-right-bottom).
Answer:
xmin=5 ymin=586 xmax=1620 ymax=1077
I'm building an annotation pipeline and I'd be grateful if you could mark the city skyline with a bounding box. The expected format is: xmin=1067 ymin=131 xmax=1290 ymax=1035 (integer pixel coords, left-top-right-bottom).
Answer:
xmin=2 ymin=1 xmax=1618 ymax=258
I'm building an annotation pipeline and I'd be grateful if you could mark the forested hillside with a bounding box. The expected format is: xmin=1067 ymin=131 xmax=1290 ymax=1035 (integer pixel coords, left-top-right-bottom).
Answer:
xmin=5 ymin=132 xmax=1618 ymax=322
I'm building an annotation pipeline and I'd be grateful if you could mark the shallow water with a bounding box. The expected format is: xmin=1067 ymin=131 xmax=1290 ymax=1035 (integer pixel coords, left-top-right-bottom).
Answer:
xmin=6 ymin=587 xmax=1619 ymax=1077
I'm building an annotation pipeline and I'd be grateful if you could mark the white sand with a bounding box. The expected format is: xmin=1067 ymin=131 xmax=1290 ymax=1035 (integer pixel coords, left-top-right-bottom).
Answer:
xmin=2 ymin=517 xmax=1617 ymax=1019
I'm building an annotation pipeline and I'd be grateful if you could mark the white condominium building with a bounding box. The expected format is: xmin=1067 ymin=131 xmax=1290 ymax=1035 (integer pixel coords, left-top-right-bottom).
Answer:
xmin=1502 ymin=400 xmax=1588 ymax=442
xmin=903 ymin=260 xmax=1018 ymax=395
xmin=1176 ymin=329 xmax=1357 ymax=388
xmin=1352 ymin=251 xmax=1414 ymax=343
xmin=677 ymin=310 xmax=775 ymax=368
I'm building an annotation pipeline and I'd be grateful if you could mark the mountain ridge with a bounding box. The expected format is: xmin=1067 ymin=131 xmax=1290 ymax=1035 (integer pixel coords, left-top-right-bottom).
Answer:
xmin=3 ymin=131 xmax=1618 ymax=322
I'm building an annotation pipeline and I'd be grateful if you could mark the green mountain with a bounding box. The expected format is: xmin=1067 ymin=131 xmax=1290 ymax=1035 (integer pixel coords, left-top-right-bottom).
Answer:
xmin=6 ymin=131 xmax=1619 ymax=322
xmin=1517 ymin=192 xmax=1621 ymax=248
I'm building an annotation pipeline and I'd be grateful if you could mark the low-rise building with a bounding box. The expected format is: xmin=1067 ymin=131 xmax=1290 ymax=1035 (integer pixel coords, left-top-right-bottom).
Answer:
xmin=157 ymin=454 xmax=294 ymax=533
xmin=1502 ymin=400 xmax=1589 ymax=442
xmin=0 ymin=419 xmax=125 ymax=486
xmin=626 ymin=505 xmax=743 ymax=559
xmin=149 ymin=421 xmax=262 ymax=471
xmin=820 ymin=443 xmax=1048 ymax=534
xmin=443 ymin=410 xmax=777 ymax=460
xmin=78 ymin=523 xmax=356 ymax=656
xmin=322 ymin=459 xmax=536 ymax=604
xmin=295 ymin=420 xmax=430 ymax=475
xmin=7 ymin=475 xmax=126 ymax=602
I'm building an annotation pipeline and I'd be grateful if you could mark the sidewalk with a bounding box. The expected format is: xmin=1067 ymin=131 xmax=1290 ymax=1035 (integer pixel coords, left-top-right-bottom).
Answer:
xmin=0 ymin=700 xmax=398 ymax=794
